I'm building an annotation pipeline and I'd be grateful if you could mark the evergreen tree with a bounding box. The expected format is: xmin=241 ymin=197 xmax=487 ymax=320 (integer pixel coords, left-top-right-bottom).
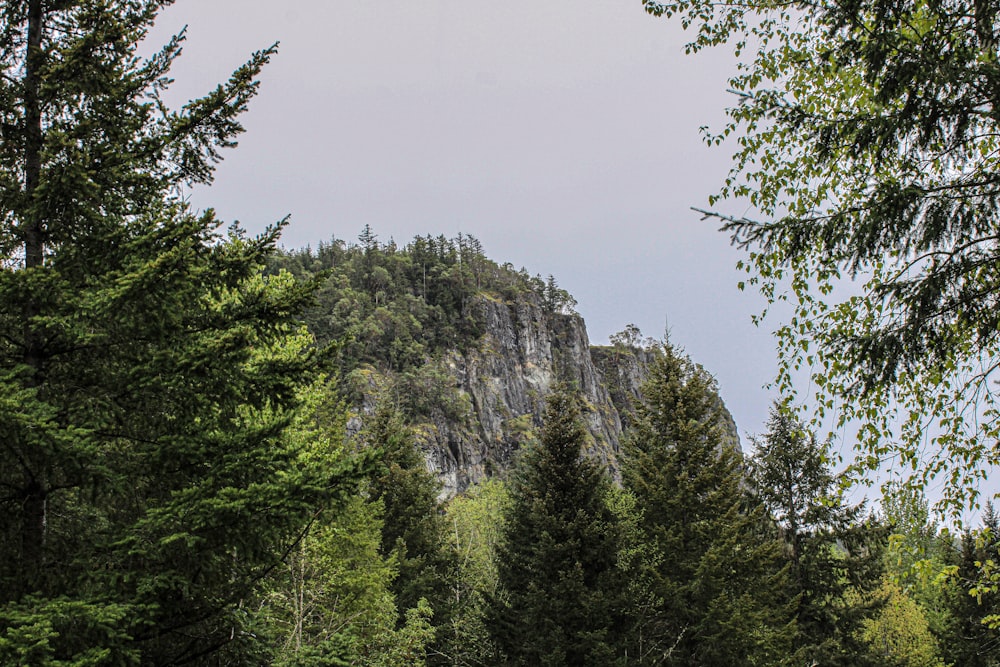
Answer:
xmin=748 ymin=406 xmax=887 ymax=666
xmin=0 ymin=3 xmax=354 ymax=662
xmin=489 ymin=388 xmax=627 ymax=666
xmin=938 ymin=505 xmax=1000 ymax=667
xmin=361 ymin=405 xmax=458 ymax=664
xmin=622 ymin=341 xmax=792 ymax=666
xmin=251 ymin=381 xmax=435 ymax=667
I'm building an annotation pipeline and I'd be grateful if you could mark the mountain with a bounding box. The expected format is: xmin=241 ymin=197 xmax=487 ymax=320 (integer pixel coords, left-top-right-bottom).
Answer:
xmin=271 ymin=231 xmax=739 ymax=496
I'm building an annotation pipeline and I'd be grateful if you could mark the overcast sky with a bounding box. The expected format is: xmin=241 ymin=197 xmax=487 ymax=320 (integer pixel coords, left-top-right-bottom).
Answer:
xmin=145 ymin=0 xmax=781 ymax=445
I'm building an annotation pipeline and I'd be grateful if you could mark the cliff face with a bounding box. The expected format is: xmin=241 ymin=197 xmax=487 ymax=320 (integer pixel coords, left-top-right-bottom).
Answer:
xmin=399 ymin=295 xmax=739 ymax=498
xmin=414 ymin=296 xmax=622 ymax=497
xmin=591 ymin=345 xmax=659 ymax=430
xmin=592 ymin=343 xmax=741 ymax=454
xmin=274 ymin=235 xmax=740 ymax=497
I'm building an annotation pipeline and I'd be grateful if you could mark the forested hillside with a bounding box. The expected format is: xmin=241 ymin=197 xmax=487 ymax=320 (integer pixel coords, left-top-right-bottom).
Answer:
xmin=4 ymin=3 xmax=1000 ymax=665
xmin=259 ymin=231 xmax=998 ymax=666
xmin=267 ymin=229 xmax=739 ymax=496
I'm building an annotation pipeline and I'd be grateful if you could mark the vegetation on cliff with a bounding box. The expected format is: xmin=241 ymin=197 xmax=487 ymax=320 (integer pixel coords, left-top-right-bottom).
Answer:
xmin=269 ymin=228 xmax=577 ymax=372
xmin=2 ymin=3 xmax=998 ymax=665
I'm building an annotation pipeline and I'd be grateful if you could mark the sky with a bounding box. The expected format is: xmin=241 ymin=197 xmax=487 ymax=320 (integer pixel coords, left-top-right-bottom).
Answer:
xmin=144 ymin=0 xmax=780 ymax=445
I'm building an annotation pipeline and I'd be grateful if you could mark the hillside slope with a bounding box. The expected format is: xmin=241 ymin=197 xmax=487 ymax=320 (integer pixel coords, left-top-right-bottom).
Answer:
xmin=272 ymin=231 xmax=739 ymax=495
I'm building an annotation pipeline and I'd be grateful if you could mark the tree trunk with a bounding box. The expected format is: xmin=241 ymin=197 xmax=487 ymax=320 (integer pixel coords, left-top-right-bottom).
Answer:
xmin=24 ymin=0 xmax=44 ymax=271
xmin=20 ymin=480 xmax=47 ymax=590
xmin=19 ymin=0 xmax=47 ymax=590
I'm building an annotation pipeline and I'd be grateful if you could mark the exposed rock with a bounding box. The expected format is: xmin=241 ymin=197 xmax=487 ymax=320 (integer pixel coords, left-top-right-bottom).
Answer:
xmin=412 ymin=295 xmax=623 ymax=497
xmin=591 ymin=345 xmax=659 ymax=430
xmin=353 ymin=294 xmax=740 ymax=498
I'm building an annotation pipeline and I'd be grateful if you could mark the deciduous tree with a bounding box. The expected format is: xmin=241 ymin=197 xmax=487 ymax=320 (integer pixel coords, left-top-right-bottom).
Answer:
xmin=641 ymin=0 xmax=1000 ymax=513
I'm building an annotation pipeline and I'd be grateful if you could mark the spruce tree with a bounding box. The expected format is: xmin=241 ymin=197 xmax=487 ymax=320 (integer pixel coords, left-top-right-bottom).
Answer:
xmin=490 ymin=388 xmax=627 ymax=666
xmin=622 ymin=341 xmax=792 ymax=666
xmin=0 ymin=3 xmax=353 ymax=662
xmin=748 ymin=406 xmax=887 ymax=666
xmin=361 ymin=405 xmax=459 ymax=664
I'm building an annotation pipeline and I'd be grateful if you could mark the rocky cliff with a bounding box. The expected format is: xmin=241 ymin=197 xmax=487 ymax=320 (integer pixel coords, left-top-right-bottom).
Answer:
xmin=384 ymin=295 xmax=740 ymax=498
xmin=279 ymin=233 xmax=741 ymax=497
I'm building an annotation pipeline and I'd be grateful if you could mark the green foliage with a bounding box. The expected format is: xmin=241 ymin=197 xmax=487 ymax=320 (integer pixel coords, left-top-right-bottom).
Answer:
xmin=361 ymin=406 xmax=454 ymax=620
xmin=441 ymin=479 xmax=510 ymax=666
xmin=254 ymin=382 xmax=407 ymax=666
xmin=395 ymin=362 xmax=473 ymax=423
xmin=749 ymin=406 xmax=888 ymax=666
xmin=262 ymin=491 xmax=438 ymax=667
xmin=936 ymin=506 xmax=1000 ymax=666
xmin=540 ymin=274 xmax=577 ymax=315
xmin=879 ymin=482 xmax=958 ymax=642
xmin=642 ymin=0 xmax=1000 ymax=513
xmin=881 ymin=483 xmax=945 ymax=588
xmin=490 ymin=388 xmax=628 ymax=666
xmin=270 ymin=232 xmax=569 ymax=374
xmin=859 ymin=580 xmax=946 ymax=667
xmin=0 ymin=3 xmax=361 ymax=662
xmin=622 ymin=343 xmax=793 ymax=666
xmin=0 ymin=597 xmax=136 ymax=666
xmin=358 ymin=405 xmax=462 ymax=665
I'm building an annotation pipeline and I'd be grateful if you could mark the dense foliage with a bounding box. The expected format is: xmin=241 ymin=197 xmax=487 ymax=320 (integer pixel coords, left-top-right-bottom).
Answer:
xmin=622 ymin=343 xmax=794 ymax=665
xmin=938 ymin=506 xmax=1000 ymax=666
xmin=269 ymin=228 xmax=576 ymax=373
xmin=642 ymin=0 xmax=1000 ymax=512
xmin=0 ymin=2 xmax=360 ymax=663
xmin=489 ymin=389 xmax=628 ymax=665
xmin=5 ymin=3 xmax=1000 ymax=665
xmin=748 ymin=408 xmax=887 ymax=665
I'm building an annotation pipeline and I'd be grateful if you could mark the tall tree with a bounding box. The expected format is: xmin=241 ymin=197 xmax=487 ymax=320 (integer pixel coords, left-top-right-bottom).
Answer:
xmin=251 ymin=381 xmax=436 ymax=667
xmin=641 ymin=0 xmax=1000 ymax=513
xmin=748 ymin=406 xmax=887 ymax=666
xmin=937 ymin=505 xmax=1000 ymax=667
xmin=489 ymin=388 xmax=627 ymax=666
xmin=441 ymin=478 xmax=509 ymax=666
xmin=361 ymin=404 xmax=459 ymax=664
xmin=621 ymin=342 xmax=792 ymax=666
xmin=0 ymin=3 xmax=351 ymax=662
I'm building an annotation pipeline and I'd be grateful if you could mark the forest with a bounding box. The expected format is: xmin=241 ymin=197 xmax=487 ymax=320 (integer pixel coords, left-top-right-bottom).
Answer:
xmin=4 ymin=1 xmax=1000 ymax=665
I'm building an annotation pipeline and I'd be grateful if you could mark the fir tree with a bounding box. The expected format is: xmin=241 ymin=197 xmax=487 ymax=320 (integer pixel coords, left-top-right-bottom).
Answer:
xmin=622 ymin=341 xmax=792 ymax=666
xmin=748 ymin=406 xmax=887 ymax=666
xmin=938 ymin=505 xmax=1000 ymax=667
xmin=490 ymin=388 xmax=627 ymax=666
xmin=0 ymin=3 xmax=356 ymax=662
xmin=361 ymin=405 xmax=458 ymax=664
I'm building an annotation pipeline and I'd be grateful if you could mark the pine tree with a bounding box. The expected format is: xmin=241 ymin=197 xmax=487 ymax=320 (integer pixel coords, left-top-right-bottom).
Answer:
xmin=361 ymin=405 xmax=459 ymax=664
xmin=748 ymin=406 xmax=887 ymax=666
xmin=489 ymin=388 xmax=627 ymax=666
xmin=0 ymin=3 xmax=354 ymax=662
xmin=622 ymin=341 xmax=793 ymax=666
xmin=938 ymin=505 xmax=1000 ymax=667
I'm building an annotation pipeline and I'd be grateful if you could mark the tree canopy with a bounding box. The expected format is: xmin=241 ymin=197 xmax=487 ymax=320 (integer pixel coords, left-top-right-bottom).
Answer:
xmin=642 ymin=0 xmax=1000 ymax=513
xmin=622 ymin=342 xmax=794 ymax=665
xmin=0 ymin=2 xmax=357 ymax=662
xmin=489 ymin=388 xmax=627 ymax=666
